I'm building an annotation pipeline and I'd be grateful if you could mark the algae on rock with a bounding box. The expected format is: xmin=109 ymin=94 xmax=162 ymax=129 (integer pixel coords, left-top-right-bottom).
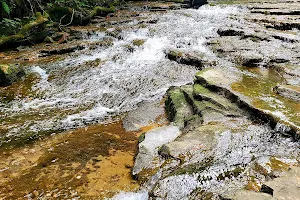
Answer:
xmin=0 ymin=63 xmax=25 ymax=86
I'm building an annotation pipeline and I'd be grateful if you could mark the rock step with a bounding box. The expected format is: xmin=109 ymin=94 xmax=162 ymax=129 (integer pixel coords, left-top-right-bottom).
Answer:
xmin=195 ymin=68 xmax=300 ymax=139
xmin=182 ymin=84 xmax=241 ymax=119
xmin=39 ymin=45 xmax=85 ymax=57
xmin=251 ymin=10 xmax=300 ymax=15
xmin=274 ymin=85 xmax=300 ymax=102
xmin=165 ymin=86 xmax=194 ymax=129
xmin=165 ymin=83 xmax=244 ymax=131
xmin=193 ymin=84 xmax=241 ymax=115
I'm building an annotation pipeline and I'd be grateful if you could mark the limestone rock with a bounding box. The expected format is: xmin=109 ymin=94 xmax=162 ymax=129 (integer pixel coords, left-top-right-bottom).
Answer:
xmin=133 ymin=125 xmax=181 ymax=175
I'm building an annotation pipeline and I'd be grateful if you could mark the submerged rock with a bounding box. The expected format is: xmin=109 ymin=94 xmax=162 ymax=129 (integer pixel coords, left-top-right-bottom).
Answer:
xmin=0 ymin=64 xmax=25 ymax=86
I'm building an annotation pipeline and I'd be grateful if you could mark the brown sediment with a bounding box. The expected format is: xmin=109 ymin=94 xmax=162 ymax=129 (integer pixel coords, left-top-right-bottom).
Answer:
xmin=0 ymin=117 xmax=166 ymax=199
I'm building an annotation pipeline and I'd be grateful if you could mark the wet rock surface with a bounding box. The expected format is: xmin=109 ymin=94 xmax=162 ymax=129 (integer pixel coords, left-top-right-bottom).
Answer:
xmin=133 ymin=69 xmax=300 ymax=199
xmin=274 ymin=84 xmax=300 ymax=101
xmin=0 ymin=0 xmax=300 ymax=199
xmin=165 ymin=49 xmax=205 ymax=69
xmin=132 ymin=0 xmax=300 ymax=199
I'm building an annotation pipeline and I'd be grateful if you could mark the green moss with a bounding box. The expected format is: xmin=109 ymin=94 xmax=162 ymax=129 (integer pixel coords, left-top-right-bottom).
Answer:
xmin=0 ymin=12 xmax=49 ymax=48
xmin=136 ymin=167 xmax=159 ymax=184
xmin=19 ymin=12 xmax=49 ymax=36
xmin=231 ymin=67 xmax=300 ymax=127
xmin=90 ymin=6 xmax=116 ymax=18
xmin=138 ymin=132 xmax=146 ymax=143
xmin=0 ymin=34 xmax=24 ymax=46
xmin=193 ymin=84 xmax=210 ymax=95
xmin=132 ymin=39 xmax=145 ymax=47
xmin=158 ymin=145 xmax=171 ymax=158
xmin=168 ymin=50 xmax=183 ymax=58
xmin=170 ymin=157 xmax=214 ymax=176
xmin=216 ymin=167 xmax=244 ymax=181
xmin=165 ymin=87 xmax=193 ymax=128
xmin=0 ymin=63 xmax=25 ymax=86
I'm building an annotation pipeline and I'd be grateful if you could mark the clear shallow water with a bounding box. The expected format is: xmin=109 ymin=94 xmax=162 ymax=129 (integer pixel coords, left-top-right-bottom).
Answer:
xmin=0 ymin=5 xmax=243 ymax=144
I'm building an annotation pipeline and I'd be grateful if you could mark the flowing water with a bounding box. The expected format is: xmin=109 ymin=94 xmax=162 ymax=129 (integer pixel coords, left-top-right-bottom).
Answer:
xmin=0 ymin=2 xmax=300 ymax=199
xmin=0 ymin=5 xmax=243 ymax=145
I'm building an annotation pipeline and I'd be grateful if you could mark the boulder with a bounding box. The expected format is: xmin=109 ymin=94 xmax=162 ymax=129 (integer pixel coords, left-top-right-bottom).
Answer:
xmin=165 ymin=86 xmax=193 ymax=129
xmin=0 ymin=64 xmax=25 ymax=86
xmin=0 ymin=12 xmax=51 ymax=49
xmin=165 ymin=49 xmax=204 ymax=69
xmin=190 ymin=0 xmax=208 ymax=8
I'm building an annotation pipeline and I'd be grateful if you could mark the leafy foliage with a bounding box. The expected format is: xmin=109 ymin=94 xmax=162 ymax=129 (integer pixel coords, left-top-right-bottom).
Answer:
xmin=1 ymin=1 xmax=10 ymax=15
xmin=0 ymin=17 xmax=22 ymax=35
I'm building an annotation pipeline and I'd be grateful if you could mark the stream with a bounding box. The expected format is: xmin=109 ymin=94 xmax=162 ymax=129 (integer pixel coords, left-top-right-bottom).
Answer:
xmin=0 ymin=1 xmax=300 ymax=199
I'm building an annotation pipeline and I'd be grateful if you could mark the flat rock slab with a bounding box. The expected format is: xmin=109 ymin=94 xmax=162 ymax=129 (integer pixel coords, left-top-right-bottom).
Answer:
xmin=133 ymin=125 xmax=181 ymax=175
xmin=122 ymin=101 xmax=166 ymax=131
xmin=195 ymin=67 xmax=300 ymax=137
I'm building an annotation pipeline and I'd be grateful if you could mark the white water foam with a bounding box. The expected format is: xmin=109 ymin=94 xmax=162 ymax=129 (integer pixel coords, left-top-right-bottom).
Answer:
xmin=110 ymin=191 xmax=149 ymax=200
xmin=0 ymin=5 xmax=244 ymax=140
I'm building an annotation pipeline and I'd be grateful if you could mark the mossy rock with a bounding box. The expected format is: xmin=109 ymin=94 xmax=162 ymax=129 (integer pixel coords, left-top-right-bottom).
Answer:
xmin=0 ymin=34 xmax=24 ymax=47
xmin=90 ymin=6 xmax=116 ymax=18
xmin=0 ymin=12 xmax=50 ymax=49
xmin=0 ymin=64 xmax=25 ymax=86
xmin=165 ymin=86 xmax=193 ymax=129
xmin=158 ymin=144 xmax=171 ymax=158
xmin=166 ymin=49 xmax=204 ymax=69
xmin=138 ymin=132 xmax=146 ymax=143
xmin=132 ymin=39 xmax=145 ymax=47
xmin=19 ymin=12 xmax=49 ymax=36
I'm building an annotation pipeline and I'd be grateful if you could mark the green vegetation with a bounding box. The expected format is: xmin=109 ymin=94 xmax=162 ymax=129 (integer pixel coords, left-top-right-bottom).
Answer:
xmin=0 ymin=0 xmax=123 ymax=35
xmin=132 ymin=39 xmax=145 ymax=46
xmin=0 ymin=0 xmax=124 ymax=48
